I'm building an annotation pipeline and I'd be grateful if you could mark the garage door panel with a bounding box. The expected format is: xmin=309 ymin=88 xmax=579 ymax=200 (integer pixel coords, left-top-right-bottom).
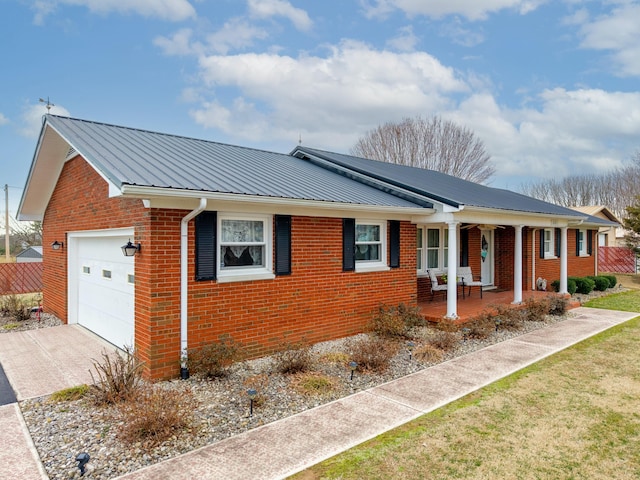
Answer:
xmin=75 ymin=235 xmax=135 ymax=349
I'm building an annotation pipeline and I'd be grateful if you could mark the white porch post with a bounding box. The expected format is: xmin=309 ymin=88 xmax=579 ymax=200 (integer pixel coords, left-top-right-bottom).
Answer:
xmin=560 ymin=226 xmax=568 ymax=294
xmin=446 ymin=222 xmax=458 ymax=319
xmin=513 ymin=225 xmax=523 ymax=304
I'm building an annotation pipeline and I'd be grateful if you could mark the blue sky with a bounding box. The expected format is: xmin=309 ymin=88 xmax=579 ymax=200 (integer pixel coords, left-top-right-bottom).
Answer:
xmin=2 ymin=0 xmax=640 ymax=219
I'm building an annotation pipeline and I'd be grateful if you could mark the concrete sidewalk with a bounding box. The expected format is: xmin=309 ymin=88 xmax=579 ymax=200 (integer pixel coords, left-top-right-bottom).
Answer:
xmin=0 ymin=308 xmax=637 ymax=480
xmin=116 ymin=307 xmax=638 ymax=480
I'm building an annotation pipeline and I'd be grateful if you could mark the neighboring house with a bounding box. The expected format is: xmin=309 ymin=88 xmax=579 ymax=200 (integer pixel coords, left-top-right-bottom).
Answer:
xmin=15 ymin=246 xmax=43 ymax=263
xmin=18 ymin=116 xmax=614 ymax=380
xmin=570 ymin=206 xmax=622 ymax=247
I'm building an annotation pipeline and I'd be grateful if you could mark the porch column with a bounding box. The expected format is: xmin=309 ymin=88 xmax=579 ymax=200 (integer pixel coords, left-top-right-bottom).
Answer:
xmin=559 ymin=226 xmax=568 ymax=294
xmin=446 ymin=221 xmax=458 ymax=319
xmin=513 ymin=225 xmax=523 ymax=304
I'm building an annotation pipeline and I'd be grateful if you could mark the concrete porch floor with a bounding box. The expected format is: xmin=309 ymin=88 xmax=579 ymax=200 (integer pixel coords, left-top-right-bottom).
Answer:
xmin=419 ymin=288 xmax=573 ymax=323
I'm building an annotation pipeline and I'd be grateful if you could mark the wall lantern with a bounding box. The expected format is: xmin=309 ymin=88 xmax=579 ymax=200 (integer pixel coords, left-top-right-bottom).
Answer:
xmin=51 ymin=240 xmax=64 ymax=250
xmin=121 ymin=240 xmax=141 ymax=257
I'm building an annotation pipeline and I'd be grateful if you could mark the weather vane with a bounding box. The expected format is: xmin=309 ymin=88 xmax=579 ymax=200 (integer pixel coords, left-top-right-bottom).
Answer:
xmin=39 ymin=97 xmax=55 ymax=113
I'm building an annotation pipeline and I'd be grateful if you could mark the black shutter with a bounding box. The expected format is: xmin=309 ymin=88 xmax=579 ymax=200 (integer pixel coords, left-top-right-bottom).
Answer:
xmin=275 ymin=215 xmax=291 ymax=275
xmin=576 ymin=229 xmax=580 ymax=257
xmin=540 ymin=229 xmax=545 ymax=259
xmin=389 ymin=220 xmax=400 ymax=268
xmin=460 ymin=228 xmax=469 ymax=267
xmin=555 ymin=228 xmax=561 ymax=257
xmin=195 ymin=211 xmax=216 ymax=281
xmin=343 ymin=218 xmax=355 ymax=272
xmin=587 ymin=229 xmax=593 ymax=255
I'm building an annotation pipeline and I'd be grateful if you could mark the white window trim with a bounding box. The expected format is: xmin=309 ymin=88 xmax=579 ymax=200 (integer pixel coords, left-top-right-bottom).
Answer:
xmin=543 ymin=228 xmax=556 ymax=259
xmin=217 ymin=213 xmax=275 ymax=283
xmin=355 ymin=219 xmax=389 ymax=273
xmin=417 ymin=226 xmax=448 ymax=275
xmin=578 ymin=229 xmax=589 ymax=256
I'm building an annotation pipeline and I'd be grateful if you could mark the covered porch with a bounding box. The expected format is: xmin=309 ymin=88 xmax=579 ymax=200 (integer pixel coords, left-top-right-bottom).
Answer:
xmin=418 ymin=288 xmax=577 ymax=324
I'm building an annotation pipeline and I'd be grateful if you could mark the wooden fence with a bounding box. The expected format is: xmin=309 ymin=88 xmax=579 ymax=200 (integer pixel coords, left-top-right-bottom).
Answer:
xmin=598 ymin=246 xmax=637 ymax=274
xmin=0 ymin=262 xmax=43 ymax=294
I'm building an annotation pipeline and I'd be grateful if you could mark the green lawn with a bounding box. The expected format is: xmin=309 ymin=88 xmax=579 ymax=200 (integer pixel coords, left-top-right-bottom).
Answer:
xmin=292 ymin=290 xmax=640 ymax=480
xmin=584 ymin=290 xmax=640 ymax=312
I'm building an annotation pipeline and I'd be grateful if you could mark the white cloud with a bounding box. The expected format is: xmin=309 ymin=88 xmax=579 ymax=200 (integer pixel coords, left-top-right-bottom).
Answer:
xmin=386 ymin=25 xmax=419 ymax=51
xmin=439 ymin=18 xmax=485 ymax=46
xmin=19 ymin=103 xmax=71 ymax=139
xmin=361 ymin=0 xmax=546 ymax=21
xmin=205 ymin=18 xmax=269 ymax=54
xmin=0 ymin=113 xmax=8 ymax=126
xmin=154 ymin=28 xmax=200 ymax=56
xmin=577 ymin=3 xmax=640 ymax=76
xmin=247 ymin=0 xmax=312 ymax=31
xmin=32 ymin=0 xmax=196 ymax=23
xmin=190 ymin=40 xmax=468 ymax=149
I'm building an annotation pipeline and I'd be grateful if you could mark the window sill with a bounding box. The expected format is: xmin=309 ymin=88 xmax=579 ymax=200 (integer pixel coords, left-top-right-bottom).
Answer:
xmin=217 ymin=272 xmax=276 ymax=283
xmin=543 ymin=255 xmax=558 ymax=260
xmin=578 ymin=254 xmax=591 ymax=257
xmin=355 ymin=264 xmax=391 ymax=274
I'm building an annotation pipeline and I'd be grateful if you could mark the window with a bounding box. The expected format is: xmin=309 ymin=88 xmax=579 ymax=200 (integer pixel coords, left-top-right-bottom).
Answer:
xmin=102 ymin=269 xmax=112 ymax=279
xmin=417 ymin=227 xmax=449 ymax=272
xmin=577 ymin=229 xmax=591 ymax=256
xmin=127 ymin=274 xmax=135 ymax=284
xmin=218 ymin=214 xmax=273 ymax=280
xmin=82 ymin=266 xmax=90 ymax=274
xmin=355 ymin=220 xmax=387 ymax=271
xmin=543 ymin=229 xmax=554 ymax=258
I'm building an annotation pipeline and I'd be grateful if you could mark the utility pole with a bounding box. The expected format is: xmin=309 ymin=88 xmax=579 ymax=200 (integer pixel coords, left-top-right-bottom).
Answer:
xmin=4 ymin=184 xmax=9 ymax=261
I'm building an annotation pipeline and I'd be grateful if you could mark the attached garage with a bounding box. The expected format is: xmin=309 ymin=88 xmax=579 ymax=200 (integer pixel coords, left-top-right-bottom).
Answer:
xmin=67 ymin=230 xmax=135 ymax=348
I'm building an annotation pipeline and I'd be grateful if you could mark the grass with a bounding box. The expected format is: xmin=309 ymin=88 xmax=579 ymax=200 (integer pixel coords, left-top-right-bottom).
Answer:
xmin=584 ymin=290 xmax=640 ymax=312
xmin=292 ymin=290 xmax=640 ymax=480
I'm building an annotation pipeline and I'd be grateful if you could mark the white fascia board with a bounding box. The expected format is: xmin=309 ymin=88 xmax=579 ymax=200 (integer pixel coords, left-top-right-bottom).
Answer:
xmin=121 ymin=185 xmax=433 ymax=220
xmin=419 ymin=206 xmax=587 ymax=227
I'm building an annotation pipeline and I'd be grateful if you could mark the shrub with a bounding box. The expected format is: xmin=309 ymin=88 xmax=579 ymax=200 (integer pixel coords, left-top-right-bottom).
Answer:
xmin=588 ymin=276 xmax=610 ymax=292
xmin=368 ymin=303 xmax=425 ymax=338
xmin=89 ymin=347 xmax=144 ymax=405
xmin=187 ymin=338 xmax=244 ymax=378
xmin=290 ymin=372 xmax=338 ymax=397
xmin=572 ymin=276 xmax=595 ymax=294
xmin=426 ymin=330 xmax=458 ymax=351
xmin=603 ymin=275 xmax=617 ymax=288
xmin=242 ymin=373 xmax=270 ymax=407
xmin=547 ymin=295 xmax=568 ymax=316
xmin=492 ymin=304 xmax=525 ymax=331
xmin=347 ymin=336 xmax=398 ymax=372
xmin=464 ymin=312 xmax=494 ymax=340
xmin=414 ymin=344 xmax=444 ymax=363
xmin=49 ymin=384 xmax=90 ymax=403
xmin=117 ymin=384 xmax=197 ymax=447
xmin=0 ymin=294 xmax=31 ymax=321
xmin=272 ymin=339 xmax=314 ymax=374
xmin=523 ymin=297 xmax=550 ymax=321
xmin=551 ymin=279 xmax=578 ymax=295
xmin=318 ymin=351 xmax=350 ymax=365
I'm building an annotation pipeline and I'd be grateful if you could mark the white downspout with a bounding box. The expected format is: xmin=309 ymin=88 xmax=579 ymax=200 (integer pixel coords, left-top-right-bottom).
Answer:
xmin=180 ymin=198 xmax=207 ymax=379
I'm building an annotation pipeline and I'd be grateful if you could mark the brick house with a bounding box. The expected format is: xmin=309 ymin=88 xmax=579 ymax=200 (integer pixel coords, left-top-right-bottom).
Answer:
xmin=18 ymin=116 xmax=614 ymax=380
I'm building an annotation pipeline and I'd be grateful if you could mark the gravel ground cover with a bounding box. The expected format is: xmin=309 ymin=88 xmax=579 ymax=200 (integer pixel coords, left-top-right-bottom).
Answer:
xmin=11 ymin=287 xmax=623 ymax=479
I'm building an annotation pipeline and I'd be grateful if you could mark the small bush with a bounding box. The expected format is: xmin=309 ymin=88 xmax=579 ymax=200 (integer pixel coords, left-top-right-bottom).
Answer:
xmin=547 ymin=295 xmax=568 ymax=316
xmin=603 ymin=275 xmax=617 ymax=288
xmin=187 ymin=338 xmax=244 ymax=378
xmin=587 ymin=276 xmax=610 ymax=291
xmin=572 ymin=276 xmax=595 ymax=294
xmin=426 ymin=330 xmax=458 ymax=351
xmin=524 ymin=297 xmax=550 ymax=321
xmin=89 ymin=347 xmax=144 ymax=405
xmin=347 ymin=336 xmax=398 ymax=372
xmin=551 ymin=279 xmax=577 ymax=295
xmin=414 ymin=344 xmax=444 ymax=363
xmin=272 ymin=339 xmax=314 ymax=374
xmin=0 ymin=295 xmax=31 ymax=321
xmin=493 ymin=304 xmax=525 ymax=331
xmin=290 ymin=372 xmax=338 ymax=397
xmin=49 ymin=384 xmax=90 ymax=402
xmin=318 ymin=351 xmax=350 ymax=365
xmin=464 ymin=312 xmax=495 ymax=339
xmin=368 ymin=303 xmax=425 ymax=338
xmin=117 ymin=384 xmax=197 ymax=447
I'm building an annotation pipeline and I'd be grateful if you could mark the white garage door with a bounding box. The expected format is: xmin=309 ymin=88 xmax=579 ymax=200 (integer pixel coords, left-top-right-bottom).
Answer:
xmin=76 ymin=235 xmax=135 ymax=348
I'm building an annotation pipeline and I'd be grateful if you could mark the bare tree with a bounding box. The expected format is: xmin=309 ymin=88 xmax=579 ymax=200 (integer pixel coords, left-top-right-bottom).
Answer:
xmin=519 ymin=150 xmax=640 ymax=219
xmin=351 ymin=116 xmax=495 ymax=184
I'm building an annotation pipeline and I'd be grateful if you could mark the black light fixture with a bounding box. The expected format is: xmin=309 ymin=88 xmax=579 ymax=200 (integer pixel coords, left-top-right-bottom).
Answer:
xmin=247 ymin=388 xmax=257 ymax=417
xmin=349 ymin=361 xmax=358 ymax=381
xmin=51 ymin=240 xmax=63 ymax=250
xmin=76 ymin=452 xmax=90 ymax=476
xmin=121 ymin=240 xmax=140 ymax=257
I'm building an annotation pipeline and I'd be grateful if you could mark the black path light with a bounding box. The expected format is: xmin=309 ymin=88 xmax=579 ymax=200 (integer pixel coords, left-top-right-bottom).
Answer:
xmin=406 ymin=341 xmax=415 ymax=360
xmin=349 ymin=361 xmax=358 ymax=381
xmin=495 ymin=318 xmax=502 ymax=332
xmin=76 ymin=452 xmax=90 ymax=476
xmin=462 ymin=327 xmax=470 ymax=343
xmin=247 ymin=388 xmax=257 ymax=417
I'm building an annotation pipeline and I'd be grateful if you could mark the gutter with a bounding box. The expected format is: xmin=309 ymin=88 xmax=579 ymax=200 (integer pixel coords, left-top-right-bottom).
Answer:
xmin=180 ymin=198 xmax=207 ymax=379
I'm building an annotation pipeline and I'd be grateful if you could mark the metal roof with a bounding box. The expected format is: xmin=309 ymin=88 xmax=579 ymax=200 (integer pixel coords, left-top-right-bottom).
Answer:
xmin=40 ymin=116 xmax=426 ymax=209
xmin=292 ymin=146 xmax=590 ymax=218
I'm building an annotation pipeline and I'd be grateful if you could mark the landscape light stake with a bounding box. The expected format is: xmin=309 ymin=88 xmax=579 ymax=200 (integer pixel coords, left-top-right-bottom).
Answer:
xmin=76 ymin=452 xmax=90 ymax=476
xmin=349 ymin=361 xmax=358 ymax=381
xmin=247 ymin=388 xmax=257 ymax=417
xmin=495 ymin=318 xmax=502 ymax=332
xmin=407 ymin=341 xmax=415 ymax=360
xmin=462 ymin=328 xmax=470 ymax=343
